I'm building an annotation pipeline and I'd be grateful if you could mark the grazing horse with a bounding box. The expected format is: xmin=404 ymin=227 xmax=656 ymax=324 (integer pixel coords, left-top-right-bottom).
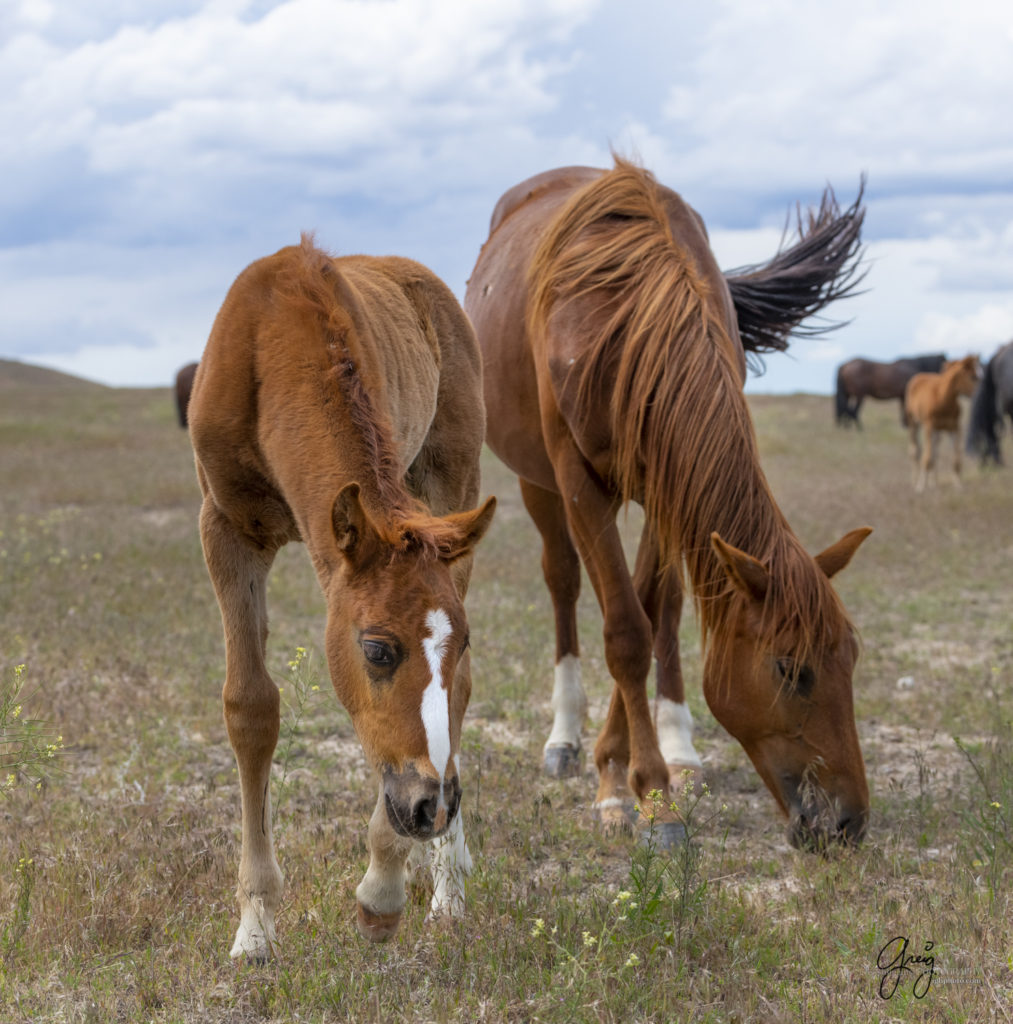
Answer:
xmin=904 ymin=355 xmax=981 ymax=490
xmin=174 ymin=361 xmax=198 ymax=428
xmin=835 ymin=354 xmax=946 ymax=428
xmin=465 ymin=158 xmax=871 ymax=850
xmin=189 ymin=237 xmax=495 ymax=957
xmin=966 ymin=340 xmax=1013 ymax=466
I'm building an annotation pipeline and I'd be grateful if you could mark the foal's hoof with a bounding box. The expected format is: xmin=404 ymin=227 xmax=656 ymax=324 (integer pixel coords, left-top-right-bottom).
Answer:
xmin=356 ymin=902 xmax=402 ymax=942
xmin=543 ymin=744 xmax=582 ymax=779
xmin=638 ymin=819 xmax=688 ymax=850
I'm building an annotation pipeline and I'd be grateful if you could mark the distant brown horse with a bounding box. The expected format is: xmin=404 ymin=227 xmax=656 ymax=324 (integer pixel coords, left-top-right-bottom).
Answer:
xmin=904 ymin=355 xmax=981 ymax=490
xmin=189 ymin=236 xmax=495 ymax=957
xmin=465 ymin=158 xmax=871 ymax=850
xmin=835 ymin=354 xmax=946 ymax=428
xmin=174 ymin=361 xmax=198 ymax=427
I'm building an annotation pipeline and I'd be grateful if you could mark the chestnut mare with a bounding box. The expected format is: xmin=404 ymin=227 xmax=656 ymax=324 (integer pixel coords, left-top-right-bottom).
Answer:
xmin=189 ymin=237 xmax=495 ymax=957
xmin=904 ymin=355 xmax=981 ymax=490
xmin=465 ymin=159 xmax=871 ymax=849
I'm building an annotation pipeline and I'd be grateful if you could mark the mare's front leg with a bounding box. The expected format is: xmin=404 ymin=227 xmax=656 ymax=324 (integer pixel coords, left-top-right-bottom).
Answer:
xmin=632 ymin=530 xmax=703 ymax=797
xmin=199 ymin=500 xmax=282 ymax=961
xmin=949 ymin=427 xmax=963 ymax=486
xmin=518 ymin=478 xmax=586 ymax=779
xmin=547 ymin=444 xmax=671 ymax=826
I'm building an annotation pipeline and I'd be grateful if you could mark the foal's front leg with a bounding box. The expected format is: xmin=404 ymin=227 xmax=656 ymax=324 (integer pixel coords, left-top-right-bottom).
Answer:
xmin=356 ymin=786 xmax=414 ymax=941
xmin=200 ymin=501 xmax=283 ymax=961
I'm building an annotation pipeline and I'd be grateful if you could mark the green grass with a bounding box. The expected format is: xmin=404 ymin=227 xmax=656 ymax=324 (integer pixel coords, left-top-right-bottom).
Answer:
xmin=0 ymin=368 xmax=1010 ymax=1021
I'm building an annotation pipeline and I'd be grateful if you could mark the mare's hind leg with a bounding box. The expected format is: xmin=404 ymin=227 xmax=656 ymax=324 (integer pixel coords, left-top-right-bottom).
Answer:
xmin=518 ymin=478 xmax=587 ymax=779
xmin=632 ymin=529 xmax=702 ymax=797
xmin=199 ymin=498 xmax=282 ymax=961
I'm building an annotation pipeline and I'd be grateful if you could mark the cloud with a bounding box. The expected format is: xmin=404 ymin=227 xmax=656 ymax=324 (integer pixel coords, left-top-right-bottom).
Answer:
xmin=2 ymin=0 xmax=1012 ymax=389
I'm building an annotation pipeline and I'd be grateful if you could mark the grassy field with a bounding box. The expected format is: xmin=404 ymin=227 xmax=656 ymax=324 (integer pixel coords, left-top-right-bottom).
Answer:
xmin=0 ymin=360 xmax=1010 ymax=1022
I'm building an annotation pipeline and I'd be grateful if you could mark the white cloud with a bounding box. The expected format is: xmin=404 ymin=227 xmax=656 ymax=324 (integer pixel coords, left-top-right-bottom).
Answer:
xmin=2 ymin=0 xmax=1013 ymax=390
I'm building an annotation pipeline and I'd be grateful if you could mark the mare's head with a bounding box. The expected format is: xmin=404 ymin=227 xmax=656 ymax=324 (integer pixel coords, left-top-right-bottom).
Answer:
xmin=324 ymin=483 xmax=495 ymax=841
xmin=703 ymin=527 xmax=872 ymax=851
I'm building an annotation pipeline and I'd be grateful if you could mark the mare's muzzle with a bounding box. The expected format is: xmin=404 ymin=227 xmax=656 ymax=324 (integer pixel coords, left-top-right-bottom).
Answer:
xmin=784 ymin=780 xmax=868 ymax=852
xmin=382 ymin=764 xmax=461 ymax=840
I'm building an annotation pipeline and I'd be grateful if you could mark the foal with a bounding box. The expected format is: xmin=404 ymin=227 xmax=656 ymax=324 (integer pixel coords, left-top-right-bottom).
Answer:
xmin=904 ymin=355 xmax=980 ymax=490
xmin=189 ymin=237 xmax=495 ymax=957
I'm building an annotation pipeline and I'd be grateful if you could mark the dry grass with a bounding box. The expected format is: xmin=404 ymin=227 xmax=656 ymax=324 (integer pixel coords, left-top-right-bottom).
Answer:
xmin=0 ymin=362 xmax=1010 ymax=1022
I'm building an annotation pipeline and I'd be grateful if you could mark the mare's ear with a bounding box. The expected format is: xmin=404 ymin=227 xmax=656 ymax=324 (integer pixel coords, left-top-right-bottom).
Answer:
xmin=814 ymin=526 xmax=873 ymax=579
xmin=332 ymin=483 xmax=379 ymax=564
xmin=710 ymin=532 xmax=768 ymax=603
xmin=441 ymin=496 xmax=497 ymax=561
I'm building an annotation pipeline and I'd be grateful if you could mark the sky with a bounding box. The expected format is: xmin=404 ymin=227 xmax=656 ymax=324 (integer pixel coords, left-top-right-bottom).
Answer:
xmin=2 ymin=0 xmax=1012 ymax=394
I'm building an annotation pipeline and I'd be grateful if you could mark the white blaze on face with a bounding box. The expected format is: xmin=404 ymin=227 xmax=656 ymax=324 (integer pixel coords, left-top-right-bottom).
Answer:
xmin=421 ymin=609 xmax=453 ymax=790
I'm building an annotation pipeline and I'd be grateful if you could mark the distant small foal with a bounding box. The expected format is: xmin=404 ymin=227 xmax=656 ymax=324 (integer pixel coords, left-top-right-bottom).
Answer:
xmin=904 ymin=355 xmax=980 ymax=491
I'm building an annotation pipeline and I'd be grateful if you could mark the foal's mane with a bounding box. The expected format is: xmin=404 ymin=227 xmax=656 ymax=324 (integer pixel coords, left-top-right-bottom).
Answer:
xmin=528 ymin=159 xmax=849 ymax=663
xmin=274 ymin=236 xmax=466 ymax=561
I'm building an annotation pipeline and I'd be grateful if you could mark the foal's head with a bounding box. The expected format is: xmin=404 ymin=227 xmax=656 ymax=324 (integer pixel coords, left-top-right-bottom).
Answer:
xmin=704 ymin=528 xmax=872 ymax=851
xmin=324 ymin=483 xmax=495 ymax=841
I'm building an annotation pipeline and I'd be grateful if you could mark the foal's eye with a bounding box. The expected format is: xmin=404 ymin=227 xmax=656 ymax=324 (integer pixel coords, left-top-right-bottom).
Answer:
xmin=362 ymin=639 xmax=396 ymax=667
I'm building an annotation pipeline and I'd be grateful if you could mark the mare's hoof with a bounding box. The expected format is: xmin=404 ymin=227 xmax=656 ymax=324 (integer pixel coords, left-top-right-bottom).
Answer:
xmin=638 ymin=820 xmax=688 ymax=850
xmin=592 ymin=797 xmax=637 ymax=834
xmin=667 ymin=762 xmax=705 ymax=795
xmin=543 ymin=744 xmax=582 ymax=779
xmin=356 ymin=902 xmax=402 ymax=942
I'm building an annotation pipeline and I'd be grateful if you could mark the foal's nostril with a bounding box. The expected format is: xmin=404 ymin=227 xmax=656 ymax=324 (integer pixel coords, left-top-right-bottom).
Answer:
xmin=411 ymin=793 xmax=439 ymax=834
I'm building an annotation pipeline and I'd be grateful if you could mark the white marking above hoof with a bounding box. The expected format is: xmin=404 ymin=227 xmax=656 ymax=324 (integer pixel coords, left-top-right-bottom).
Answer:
xmin=230 ymin=900 xmax=277 ymax=961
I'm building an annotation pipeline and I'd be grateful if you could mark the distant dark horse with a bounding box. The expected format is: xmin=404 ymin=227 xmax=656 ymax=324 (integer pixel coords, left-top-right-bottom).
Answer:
xmin=835 ymin=354 xmax=946 ymax=428
xmin=174 ymin=361 xmax=198 ymax=428
xmin=966 ymin=340 xmax=1013 ymax=466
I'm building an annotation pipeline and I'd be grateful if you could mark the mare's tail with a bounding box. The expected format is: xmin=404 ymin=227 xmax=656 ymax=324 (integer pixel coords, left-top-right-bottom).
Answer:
xmin=725 ymin=179 xmax=866 ymax=369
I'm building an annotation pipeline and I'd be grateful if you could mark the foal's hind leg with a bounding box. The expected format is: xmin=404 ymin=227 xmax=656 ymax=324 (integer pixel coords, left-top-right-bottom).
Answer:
xmin=632 ymin=530 xmax=702 ymax=798
xmin=199 ymin=499 xmax=283 ymax=961
xmin=908 ymin=420 xmax=924 ymax=490
xmin=518 ymin=479 xmax=587 ymax=780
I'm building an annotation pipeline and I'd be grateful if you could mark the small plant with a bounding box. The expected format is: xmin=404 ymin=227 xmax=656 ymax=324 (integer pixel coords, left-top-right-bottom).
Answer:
xmin=275 ymin=646 xmax=324 ymax=807
xmin=1 ymin=663 xmax=63 ymax=796
xmin=0 ymin=854 xmax=34 ymax=963
xmin=633 ymin=775 xmax=728 ymax=953
xmin=954 ymin=688 xmax=1012 ymax=911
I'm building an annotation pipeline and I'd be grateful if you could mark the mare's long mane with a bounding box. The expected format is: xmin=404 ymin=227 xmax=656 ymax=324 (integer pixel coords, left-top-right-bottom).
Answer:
xmin=527 ymin=159 xmax=848 ymax=663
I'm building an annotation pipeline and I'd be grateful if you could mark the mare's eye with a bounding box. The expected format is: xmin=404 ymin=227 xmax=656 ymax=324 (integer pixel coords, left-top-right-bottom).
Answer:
xmin=362 ymin=639 xmax=396 ymax=667
xmin=775 ymin=657 xmax=815 ymax=696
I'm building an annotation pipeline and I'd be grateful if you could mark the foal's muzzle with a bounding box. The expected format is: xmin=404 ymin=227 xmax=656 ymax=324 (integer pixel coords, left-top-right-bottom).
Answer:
xmin=382 ymin=765 xmax=461 ymax=840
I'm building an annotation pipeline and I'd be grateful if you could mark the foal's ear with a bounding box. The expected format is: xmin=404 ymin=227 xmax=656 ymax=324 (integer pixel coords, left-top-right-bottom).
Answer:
xmin=331 ymin=482 xmax=377 ymax=560
xmin=814 ymin=526 xmax=873 ymax=579
xmin=441 ymin=496 xmax=497 ymax=561
xmin=710 ymin=532 xmax=769 ymax=603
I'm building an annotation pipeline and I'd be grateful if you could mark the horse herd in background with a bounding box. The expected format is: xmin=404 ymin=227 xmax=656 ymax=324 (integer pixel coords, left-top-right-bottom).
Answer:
xmin=164 ymin=155 xmax=1008 ymax=959
xmin=835 ymin=342 xmax=1013 ymax=489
